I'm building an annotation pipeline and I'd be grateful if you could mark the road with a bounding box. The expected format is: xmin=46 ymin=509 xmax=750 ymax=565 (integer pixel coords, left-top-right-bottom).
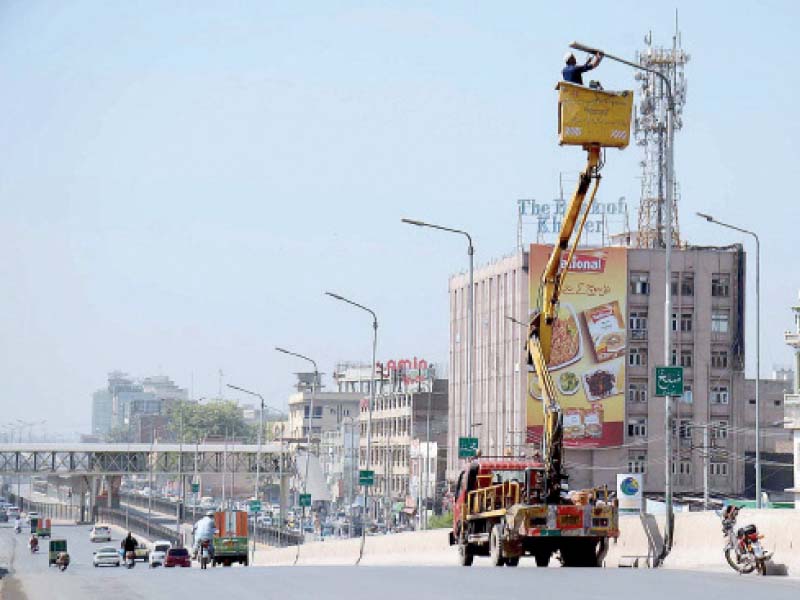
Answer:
xmin=1 ymin=523 xmax=799 ymax=600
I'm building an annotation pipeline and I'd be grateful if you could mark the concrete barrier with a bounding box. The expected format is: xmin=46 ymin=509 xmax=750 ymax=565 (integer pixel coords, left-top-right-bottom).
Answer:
xmin=360 ymin=530 xmax=452 ymax=566
xmin=296 ymin=536 xmax=361 ymax=566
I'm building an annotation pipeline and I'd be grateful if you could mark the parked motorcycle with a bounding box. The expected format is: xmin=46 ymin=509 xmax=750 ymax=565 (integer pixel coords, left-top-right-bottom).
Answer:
xmin=125 ymin=550 xmax=136 ymax=569
xmin=722 ymin=506 xmax=771 ymax=575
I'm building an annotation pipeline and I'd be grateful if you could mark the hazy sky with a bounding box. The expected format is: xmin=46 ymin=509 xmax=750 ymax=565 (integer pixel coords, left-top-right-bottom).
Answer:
xmin=1 ymin=1 xmax=798 ymax=437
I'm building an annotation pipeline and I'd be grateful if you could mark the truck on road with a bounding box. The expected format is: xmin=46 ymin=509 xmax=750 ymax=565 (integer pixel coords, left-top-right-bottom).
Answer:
xmin=213 ymin=510 xmax=249 ymax=567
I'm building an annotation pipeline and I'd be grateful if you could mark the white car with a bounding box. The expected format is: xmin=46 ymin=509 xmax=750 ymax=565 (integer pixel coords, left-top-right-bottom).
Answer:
xmin=149 ymin=541 xmax=172 ymax=567
xmin=93 ymin=546 xmax=121 ymax=567
xmin=7 ymin=507 xmax=19 ymax=518
xmin=90 ymin=525 xmax=112 ymax=543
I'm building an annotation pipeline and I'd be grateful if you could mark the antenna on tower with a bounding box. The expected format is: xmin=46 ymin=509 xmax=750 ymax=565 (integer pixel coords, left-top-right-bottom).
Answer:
xmin=634 ymin=25 xmax=689 ymax=248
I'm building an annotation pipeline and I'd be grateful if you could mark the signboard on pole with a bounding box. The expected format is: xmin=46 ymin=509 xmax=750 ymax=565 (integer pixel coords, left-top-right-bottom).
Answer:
xmin=617 ymin=474 xmax=643 ymax=513
xmin=191 ymin=483 xmax=200 ymax=494
xmin=359 ymin=470 xmax=375 ymax=487
xmin=655 ymin=366 xmax=683 ymax=396
xmin=248 ymin=500 xmax=261 ymax=513
xmin=299 ymin=494 xmax=312 ymax=507
xmin=458 ymin=437 xmax=479 ymax=458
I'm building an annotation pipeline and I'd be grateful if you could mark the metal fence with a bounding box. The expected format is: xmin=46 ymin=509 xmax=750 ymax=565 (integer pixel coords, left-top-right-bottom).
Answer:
xmin=118 ymin=492 xmax=302 ymax=547
xmin=8 ymin=492 xmax=81 ymax=522
xmin=97 ymin=507 xmax=182 ymax=547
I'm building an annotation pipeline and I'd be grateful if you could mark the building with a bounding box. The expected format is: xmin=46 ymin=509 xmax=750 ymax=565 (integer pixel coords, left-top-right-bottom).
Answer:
xmin=287 ymin=372 xmax=362 ymax=441
xmin=102 ymin=371 xmax=188 ymax=438
xmin=448 ymin=243 xmax=751 ymax=496
xmin=358 ymin=374 xmax=448 ymax=524
xmin=91 ymin=389 xmax=113 ymax=437
xmin=319 ymin=419 xmax=359 ymax=509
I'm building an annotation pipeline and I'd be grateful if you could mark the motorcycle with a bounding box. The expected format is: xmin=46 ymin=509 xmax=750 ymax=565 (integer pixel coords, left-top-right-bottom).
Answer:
xmin=125 ymin=550 xmax=136 ymax=569
xmin=200 ymin=540 xmax=211 ymax=570
xmin=56 ymin=551 xmax=70 ymax=572
xmin=29 ymin=538 xmax=39 ymax=554
xmin=14 ymin=524 xmax=21 ymax=534
xmin=722 ymin=506 xmax=772 ymax=575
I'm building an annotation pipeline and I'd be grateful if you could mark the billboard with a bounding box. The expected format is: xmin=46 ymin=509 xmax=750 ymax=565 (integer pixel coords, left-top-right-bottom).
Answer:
xmin=527 ymin=244 xmax=627 ymax=448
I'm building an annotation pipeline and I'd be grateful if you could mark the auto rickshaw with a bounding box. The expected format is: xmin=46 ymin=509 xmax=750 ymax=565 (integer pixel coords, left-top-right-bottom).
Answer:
xmin=48 ymin=539 xmax=68 ymax=566
xmin=29 ymin=517 xmax=39 ymax=534
xmin=36 ymin=518 xmax=51 ymax=538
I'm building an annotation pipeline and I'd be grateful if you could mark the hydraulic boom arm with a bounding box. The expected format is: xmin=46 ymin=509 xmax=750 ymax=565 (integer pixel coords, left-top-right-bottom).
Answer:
xmin=528 ymin=144 xmax=602 ymax=503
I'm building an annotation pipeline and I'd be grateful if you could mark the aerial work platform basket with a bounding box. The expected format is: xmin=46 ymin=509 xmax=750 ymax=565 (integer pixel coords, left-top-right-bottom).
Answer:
xmin=556 ymin=81 xmax=633 ymax=149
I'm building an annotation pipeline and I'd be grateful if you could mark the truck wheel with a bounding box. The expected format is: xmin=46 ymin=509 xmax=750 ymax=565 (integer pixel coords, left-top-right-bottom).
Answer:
xmin=458 ymin=543 xmax=474 ymax=567
xmin=534 ymin=552 xmax=550 ymax=567
xmin=505 ymin=556 xmax=520 ymax=567
xmin=490 ymin=524 xmax=506 ymax=567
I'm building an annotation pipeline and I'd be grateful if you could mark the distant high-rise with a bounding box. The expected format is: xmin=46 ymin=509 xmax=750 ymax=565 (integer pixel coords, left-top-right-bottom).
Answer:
xmin=91 ymin=389 xmax=113 ymax=436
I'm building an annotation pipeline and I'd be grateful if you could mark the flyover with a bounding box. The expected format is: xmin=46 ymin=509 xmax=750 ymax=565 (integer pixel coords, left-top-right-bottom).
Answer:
xmin=0 ymin=442 xmax=293 ymax=475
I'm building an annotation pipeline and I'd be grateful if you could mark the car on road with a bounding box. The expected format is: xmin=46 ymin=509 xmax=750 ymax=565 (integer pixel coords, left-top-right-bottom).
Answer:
xmin=164 ymin=547 xmax=191 ymax=568
xmin=90 ymin=525 xmax=112 ymax=542
xmin=149 ymin=541 xmax=172 ymax=567
xmin=7 ymin=507 xmax=19 ymax=518
xmin=26 ymin=511 xmax=40 ymax=522
xmin=93 ymin=546 xmax=121 ymax=567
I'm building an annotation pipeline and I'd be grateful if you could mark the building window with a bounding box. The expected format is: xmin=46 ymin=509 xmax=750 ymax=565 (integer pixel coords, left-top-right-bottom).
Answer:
xmin=672 ymin=419 xmax=692 ymax=440
xmin=710 ymin=462 xmax=729 ymax=477
xmin=712 ymin=274 xmax=730 ymax=298
xmin=712 ymin=311 xmax=730 ymax=334
xmin=627 ymin=452 xmax=647 ymax=474
xmin=671 ymin=312 xmax=693 ymax=332
xmin=670 ymin=348 xmax=678 ymax=366
xmin=628 ymin=382 xmax=648 ymax=403
xmin=630 ymin=273 xmax=650 ymax=296
xmin=681 ymin=274 xmax=694 ymax=297
xmin=629 ymin=347 xmax=648 ymax=367
xmin=711 ymin=385 xmax=729 ymax=404
xmin=628 ymin=418 xmax=648 ymax=438
xmin=680 ymin=349 xmax=693 ymax=368
xmin=681 ymin=384 xmax=693 ymax=405
xmin=630 ymin=311 xmax=648 ymax=340
xmin=712 ymin=420 xmax=728 ymax=440
xmin=711 ymin=350 xmax=728 ymax=369
xmin=672 ymin=460 xmax=692 ymax=475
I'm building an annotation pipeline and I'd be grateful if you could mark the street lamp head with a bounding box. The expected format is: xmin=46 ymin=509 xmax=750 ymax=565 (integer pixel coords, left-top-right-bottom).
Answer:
xmin=569 ymin=41 xmax=601 ymax=54
xmin=696 ymin=212 xmax=714 ymax=222
xmin=275 ymin=347 xmax=290 ymax=355
xmin=401 ymin=218 xmax=427 ymax=227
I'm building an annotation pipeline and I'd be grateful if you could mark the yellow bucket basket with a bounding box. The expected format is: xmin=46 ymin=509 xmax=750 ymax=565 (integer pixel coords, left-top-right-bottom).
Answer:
xmin=557 ymin=82 xmax=633 ymax=149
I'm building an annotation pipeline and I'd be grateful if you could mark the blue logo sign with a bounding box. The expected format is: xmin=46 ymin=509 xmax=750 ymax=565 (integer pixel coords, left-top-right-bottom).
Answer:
xmin=620 ymin=476 xmax=640 ymax=497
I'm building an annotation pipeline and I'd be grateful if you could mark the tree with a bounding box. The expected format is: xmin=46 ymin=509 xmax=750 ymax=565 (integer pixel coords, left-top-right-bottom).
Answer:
xmin=166 ymin=400 xmax=256 ymax=443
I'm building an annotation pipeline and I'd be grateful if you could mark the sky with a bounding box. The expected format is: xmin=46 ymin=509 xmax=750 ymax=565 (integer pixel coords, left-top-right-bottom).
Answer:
xmin=1 ymin=1 xmax=798 ymax=437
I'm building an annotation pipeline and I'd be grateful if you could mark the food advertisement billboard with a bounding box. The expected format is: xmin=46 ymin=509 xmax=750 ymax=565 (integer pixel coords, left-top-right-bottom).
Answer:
xmin=527 ymin=244 xmax=627 ymax=448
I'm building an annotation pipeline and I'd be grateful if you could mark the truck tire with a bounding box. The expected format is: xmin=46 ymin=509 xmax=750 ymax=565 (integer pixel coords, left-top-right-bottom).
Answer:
xmin=534 ymin=552 xmax=550 ymax=567
xmin=490 ymin=524 xmax=506 ymax=567
xmin=458 ymin=543 xmax=474 ymax=567
xmin=505 ymin=556 xmax=520 ymax=567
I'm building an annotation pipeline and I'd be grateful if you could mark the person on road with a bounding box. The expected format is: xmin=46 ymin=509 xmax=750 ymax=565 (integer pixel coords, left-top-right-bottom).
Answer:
xmin=121 ymin=531 xmax=138 ymax=554
xmin=562 ymin=51 xmax=603 ymax=85
xmin=29 ymin=533 xmax=38 ymax=551
xmin=193 ymin=511 xmax=217 ymax=559
xmin=14 ymin=517 xmax=21 ymax=533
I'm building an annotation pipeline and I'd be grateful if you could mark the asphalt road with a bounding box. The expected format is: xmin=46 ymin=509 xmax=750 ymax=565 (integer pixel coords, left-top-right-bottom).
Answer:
xmin=2 ymin=523 xmax=799 ymax=600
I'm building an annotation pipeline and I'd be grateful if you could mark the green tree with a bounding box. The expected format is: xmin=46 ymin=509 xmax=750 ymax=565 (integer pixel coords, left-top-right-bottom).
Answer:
xmin=167 ymin=400 xmax=256 ymax=443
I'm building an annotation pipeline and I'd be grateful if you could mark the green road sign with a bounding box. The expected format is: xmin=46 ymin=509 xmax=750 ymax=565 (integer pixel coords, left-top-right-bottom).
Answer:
xmin=655 ymin=366 xmax=684 ymax=396
xmin=249 ymin=500 xmax=262 ymax=513
xmin=299 ymin=494 xmax=312 ymax=507
xmin=458 ymin=436 xmax=479 ymax=458
xmin=359 ymin=469 xmax=375 ymax=487
xmin=191 ymin=483 xmax=200 ymax=494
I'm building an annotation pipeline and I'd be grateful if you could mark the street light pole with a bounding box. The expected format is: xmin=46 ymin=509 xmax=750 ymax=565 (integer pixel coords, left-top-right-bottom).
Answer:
xmin=401 ymin=218 xmax=474 ymax=442
xmin=696 ymin=212 xmax=762 ymax=507
xmin=325 ymin=291 xmax=377 ymax=562
xmin=571 ymin=40 xmax=676 ymax=551
xmin=226 ymin=384 xmax=266 ymax=562
xmin=276 ymin=347 xmax=318 ymax=549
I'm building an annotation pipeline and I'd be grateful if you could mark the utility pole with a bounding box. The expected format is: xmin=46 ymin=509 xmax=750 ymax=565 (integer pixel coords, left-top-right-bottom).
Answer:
xmin=703 ymin=425 xmax=709 ymax=511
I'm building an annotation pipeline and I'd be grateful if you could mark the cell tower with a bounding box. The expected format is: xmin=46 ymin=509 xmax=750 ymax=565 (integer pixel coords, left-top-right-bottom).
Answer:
xmin=634 ymin=23 xmax=689 ymax=248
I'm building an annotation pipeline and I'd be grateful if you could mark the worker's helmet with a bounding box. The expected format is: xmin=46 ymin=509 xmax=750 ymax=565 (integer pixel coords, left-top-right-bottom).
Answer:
xmin=205 ymin=510 xmax=215 ymax=518
xmin=564 ymin=51 xmax=576 ymax=64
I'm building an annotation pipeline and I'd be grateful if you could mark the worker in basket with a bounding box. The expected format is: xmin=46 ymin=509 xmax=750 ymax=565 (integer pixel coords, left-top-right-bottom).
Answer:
xmin=562 ymin=50 xmax=603 ymax=86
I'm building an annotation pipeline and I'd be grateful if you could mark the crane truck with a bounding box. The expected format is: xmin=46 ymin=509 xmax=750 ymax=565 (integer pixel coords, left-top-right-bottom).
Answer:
xmin=449 ymin=77 xmax=634 ymax=567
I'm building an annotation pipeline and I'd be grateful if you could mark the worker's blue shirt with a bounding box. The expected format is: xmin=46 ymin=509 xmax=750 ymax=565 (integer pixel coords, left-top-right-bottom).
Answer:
xmin=562 ymin=61 xmax=594 ymax=85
